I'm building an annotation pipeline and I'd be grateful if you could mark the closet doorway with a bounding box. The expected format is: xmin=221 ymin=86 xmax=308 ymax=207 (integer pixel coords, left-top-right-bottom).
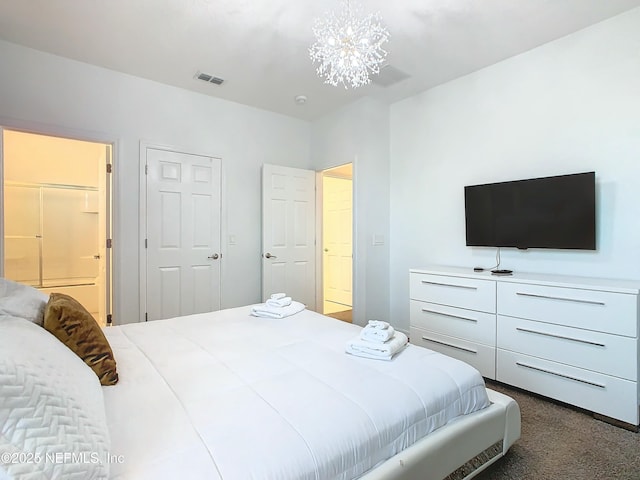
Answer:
xmin=1 ymin=129 xmax=113 ymax=325
xmin=321 ymin=163 xmax=353 ymax=323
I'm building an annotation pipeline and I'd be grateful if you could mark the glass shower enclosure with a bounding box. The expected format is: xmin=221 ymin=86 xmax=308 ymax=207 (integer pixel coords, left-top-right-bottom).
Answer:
xmin=4 ymin=182 xmax=100 ymax=308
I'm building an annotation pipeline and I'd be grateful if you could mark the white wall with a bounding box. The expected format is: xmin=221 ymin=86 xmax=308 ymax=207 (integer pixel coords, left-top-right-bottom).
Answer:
xmin=4 ymin=8 xmax=638 ymax=331
xmin=312 ymin=97 xmax=391 ymax=327
xmin=0 ymin=40 xmax=312 ymax=324
xmin=389 ymin=8 xmax=640 ymax=331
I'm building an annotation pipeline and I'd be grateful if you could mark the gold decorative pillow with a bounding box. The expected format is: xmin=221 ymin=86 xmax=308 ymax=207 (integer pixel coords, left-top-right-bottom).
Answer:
xmin=44 ymin=292 xmax=118 ymax=385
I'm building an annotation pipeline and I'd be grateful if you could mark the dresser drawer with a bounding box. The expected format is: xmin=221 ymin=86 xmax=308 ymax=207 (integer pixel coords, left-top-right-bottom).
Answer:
xmin=497 ymin=282 xmax=638 ymax=337
xmin=410 ymin=327 xmax=496 ymax=379
xmin=497 ymin=316 xmax=637 ymax=381
xmin=497 ymin=350 xmax=638 ymax=425
xmin=411 ymin=300 xmax=496 ymax=346
xmin=410 ymin=273 xmax=496 ymax=313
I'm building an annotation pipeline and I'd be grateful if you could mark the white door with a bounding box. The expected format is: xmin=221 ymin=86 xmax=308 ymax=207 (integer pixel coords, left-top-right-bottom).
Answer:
xmin=146 ymin=148 xmax=221 ymax=320
xmin=262 ymin=164 xmax=316 ymax=310
xmin=323 ymin=176 xmax=352 ymax=311
xmin=99 ymin=145 xmax=112 ymax=324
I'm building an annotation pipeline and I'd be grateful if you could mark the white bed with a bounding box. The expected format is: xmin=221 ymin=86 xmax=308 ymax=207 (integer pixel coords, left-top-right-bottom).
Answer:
xmin=0 ymin=287 xmax=520 ymax=480
xmin=101 ymin=306 xmax=520 ymax=480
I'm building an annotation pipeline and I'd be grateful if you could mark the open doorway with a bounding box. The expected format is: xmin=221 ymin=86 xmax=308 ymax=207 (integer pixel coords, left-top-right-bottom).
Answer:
xmin=321 ymin=163 xmax=353 ymax=323
xmin=1 ymin=129 xmax=113 ymax=325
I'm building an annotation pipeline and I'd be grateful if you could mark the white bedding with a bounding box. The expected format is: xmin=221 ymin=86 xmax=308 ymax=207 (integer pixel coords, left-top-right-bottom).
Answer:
xmin=102 ymin=306 xmax=490 ymax=480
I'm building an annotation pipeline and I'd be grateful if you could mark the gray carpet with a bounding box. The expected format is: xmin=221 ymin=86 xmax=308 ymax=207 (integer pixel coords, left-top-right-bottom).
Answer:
xmin=475 ymin=381 xmax=640 ymax=480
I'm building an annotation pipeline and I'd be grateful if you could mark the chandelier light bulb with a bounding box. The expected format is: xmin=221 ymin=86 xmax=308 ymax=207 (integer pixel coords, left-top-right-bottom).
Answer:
xmin=309 ymin=0 xmax=390 ymax=89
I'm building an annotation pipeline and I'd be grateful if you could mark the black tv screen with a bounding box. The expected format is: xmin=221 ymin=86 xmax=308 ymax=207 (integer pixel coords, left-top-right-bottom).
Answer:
xmin=464 ymin=172 xmax=596 ymax=250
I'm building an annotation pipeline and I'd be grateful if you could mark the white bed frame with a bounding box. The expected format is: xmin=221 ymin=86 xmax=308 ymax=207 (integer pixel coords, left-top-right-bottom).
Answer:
xmin=361 ymin=389 xmax=521 ymax=480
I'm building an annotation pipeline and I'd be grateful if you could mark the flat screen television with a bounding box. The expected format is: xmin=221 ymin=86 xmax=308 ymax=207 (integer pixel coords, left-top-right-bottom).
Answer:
xmin=464 ymin=172 xmax=596 ymax=250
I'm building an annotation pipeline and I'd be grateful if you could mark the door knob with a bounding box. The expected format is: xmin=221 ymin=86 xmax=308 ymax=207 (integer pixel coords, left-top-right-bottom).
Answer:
xmin=208 ymin=253 xmax=219 ymax=260
xmin=264 ymin=252 xmax=277 ymax=259
xmin=324 ymin=248 xmax=329 ymax=252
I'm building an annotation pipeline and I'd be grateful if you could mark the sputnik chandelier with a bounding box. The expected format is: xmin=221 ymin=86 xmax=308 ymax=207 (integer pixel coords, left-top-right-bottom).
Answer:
xmin=309 ymin=0 xmax=390 ymax=89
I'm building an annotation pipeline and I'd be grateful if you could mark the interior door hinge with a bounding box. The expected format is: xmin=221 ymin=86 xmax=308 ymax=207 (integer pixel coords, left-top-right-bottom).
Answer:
xmin=145 ymin=164 xmax=148 ymax=174
xmin=145 ymin=238 xmax=148 ymax=248
xmin=106 ymin=163 xmax=112 ymax=174
xmin=106 ymin=238 xmax=112 ymax=248
xmin=145 ymin=312 xmax=148 ymax=322
xmin=106 ymin=314 xmax=113 ymax=325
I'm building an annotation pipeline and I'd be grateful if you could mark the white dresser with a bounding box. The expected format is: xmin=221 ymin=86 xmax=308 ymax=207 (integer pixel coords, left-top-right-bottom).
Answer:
xmin=409 ymin=265 xmax=640 ymax=426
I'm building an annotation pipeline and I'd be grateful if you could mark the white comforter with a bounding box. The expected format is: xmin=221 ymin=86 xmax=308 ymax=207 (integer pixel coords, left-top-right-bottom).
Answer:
xmin=102 ymin=307 xmax=490 ymax=480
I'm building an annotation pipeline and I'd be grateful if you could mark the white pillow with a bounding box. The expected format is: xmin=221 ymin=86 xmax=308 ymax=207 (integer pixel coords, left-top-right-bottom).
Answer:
xmin=0 ymin=316 xmax=111 ymax=479
xmin=0 ymin=278 xmax=49 ymax=326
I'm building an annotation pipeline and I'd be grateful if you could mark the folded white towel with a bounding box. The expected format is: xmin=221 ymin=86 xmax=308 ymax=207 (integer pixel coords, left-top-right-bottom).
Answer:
xmin=367 ymin=320 xmax=390 ymax=330
xmin=344 ymin=348 xmax=396 ymax=361
xmin=251 ymin=301 xmax=305 ymax=319
xmin=270 ymin=293 xmax=287 ymax=300
xmin=266 ymin=296 xmax=292 ymax=307
xmin=345 ymin=332 xmax=408 ymax=361
xmin=360 ymin=324 xmax=395 ymax=343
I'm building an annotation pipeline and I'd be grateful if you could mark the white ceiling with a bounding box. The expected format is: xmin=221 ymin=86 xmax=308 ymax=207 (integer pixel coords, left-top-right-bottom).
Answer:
xmin=1 ymin=0 xmax=639 ymax=121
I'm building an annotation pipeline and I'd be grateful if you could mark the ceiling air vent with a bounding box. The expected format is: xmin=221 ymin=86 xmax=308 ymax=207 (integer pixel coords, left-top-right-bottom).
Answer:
xmin=195 ymin=71 xmax=225 ymax=86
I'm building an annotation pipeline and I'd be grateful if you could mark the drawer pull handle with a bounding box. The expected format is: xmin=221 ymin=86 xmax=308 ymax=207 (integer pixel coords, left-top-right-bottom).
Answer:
xmin=421 ymin=308 xmax=478 ymax=323
xmin=515 ymin=362 xmax=606 ymax=389
xmin=421 ymin=336 xmax=478 ymax=354
xmin=421 ymin=280 xmax=477 ymax=290
xmin=516 ymin=292 xmax=605 ymax=306
xmin=515 ymin=327 xmax=606 ymax=347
